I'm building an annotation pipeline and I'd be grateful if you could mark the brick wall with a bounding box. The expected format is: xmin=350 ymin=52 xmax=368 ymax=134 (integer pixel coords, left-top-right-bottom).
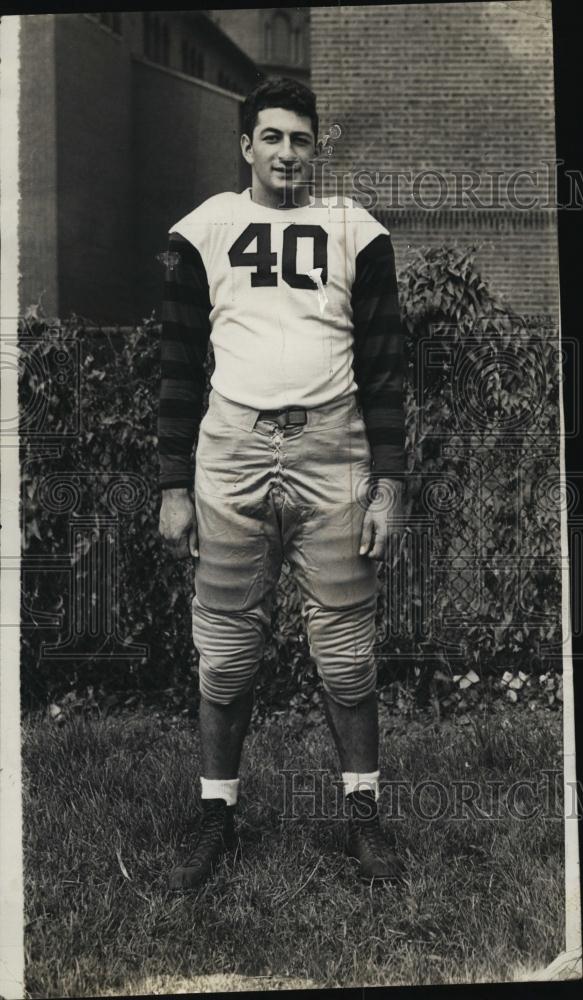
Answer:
xmin=311 ymin=0 xmax=559 ymax=316
xmin=384 ymin=212 xmax=560 ymax=317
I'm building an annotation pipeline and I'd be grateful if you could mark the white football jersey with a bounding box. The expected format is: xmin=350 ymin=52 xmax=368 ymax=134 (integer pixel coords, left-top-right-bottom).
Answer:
xmin=169 ymin=189 xmax=389 ymax=410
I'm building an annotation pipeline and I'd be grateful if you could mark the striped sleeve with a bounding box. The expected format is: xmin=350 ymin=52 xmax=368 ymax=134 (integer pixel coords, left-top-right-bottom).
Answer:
xmin=351 ymin=233 xmax=406 ymax=478
xmin=158 ymin=232 xmax=212 ymax=490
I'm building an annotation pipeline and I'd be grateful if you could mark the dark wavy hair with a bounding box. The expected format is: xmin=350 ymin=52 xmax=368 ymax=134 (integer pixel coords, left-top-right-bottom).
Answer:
xmin=242 ymin=77 xmax=318 ymax=140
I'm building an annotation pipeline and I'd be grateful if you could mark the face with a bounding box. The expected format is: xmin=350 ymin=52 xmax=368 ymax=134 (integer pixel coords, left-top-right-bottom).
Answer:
xmin=241 ymin=107 xmax=316 ymax=206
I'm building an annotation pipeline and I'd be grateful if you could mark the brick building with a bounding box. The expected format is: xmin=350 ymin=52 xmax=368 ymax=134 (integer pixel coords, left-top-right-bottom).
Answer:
xmin=207 ymin=7 xmax=310 ymax=85
xmin=311 ymin=0 xmax=559 ymax=317
xmin=19 ymin=4 xmax=559 ymax=323
xmin=19 ymin=11 xmax=260 ymax=323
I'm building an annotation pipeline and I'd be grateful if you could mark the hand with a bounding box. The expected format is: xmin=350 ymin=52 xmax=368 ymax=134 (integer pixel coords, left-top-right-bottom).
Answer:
xmin=159 ymin=488 xmax=199 ymax=560
xmin=359 ymin=477 xmax=403 ymax=561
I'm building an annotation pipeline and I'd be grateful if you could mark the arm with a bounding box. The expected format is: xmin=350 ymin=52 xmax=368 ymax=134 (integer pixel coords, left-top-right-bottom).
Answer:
xmin=158 ymin=232 xmax=211 ymax=489
xmin=351 ymin=233 xmax=406 ymax=558
xmin=158 ymin=233 xmax=211 ymax=557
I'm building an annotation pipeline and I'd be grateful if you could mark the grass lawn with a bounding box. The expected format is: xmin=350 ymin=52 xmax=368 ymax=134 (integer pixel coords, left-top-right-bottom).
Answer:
xmin=22 ymin=703 xmax=564 ymax=996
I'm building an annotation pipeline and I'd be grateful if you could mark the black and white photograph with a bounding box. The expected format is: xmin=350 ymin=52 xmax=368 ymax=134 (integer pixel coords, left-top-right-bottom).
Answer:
xmin=0 ymin=1 xmax=581 ymax=996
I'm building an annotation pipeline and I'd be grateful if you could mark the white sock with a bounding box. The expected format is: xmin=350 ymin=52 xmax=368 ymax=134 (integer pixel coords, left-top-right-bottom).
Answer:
xmin=342 ymin=770 xmax=380 ymax=800
xmin=200 ymin=776 xmax=240 ymax=806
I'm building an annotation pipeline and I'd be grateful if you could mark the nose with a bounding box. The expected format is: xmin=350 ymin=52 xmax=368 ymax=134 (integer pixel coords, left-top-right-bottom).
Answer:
xmin=278 ymin=137 xmax=297 ymax=163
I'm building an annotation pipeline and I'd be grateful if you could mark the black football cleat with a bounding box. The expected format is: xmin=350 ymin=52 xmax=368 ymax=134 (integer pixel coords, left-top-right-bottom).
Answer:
xmin=345 ymin=789 xmax=405 ymax=883
xmin=169 ymin=798 xmax=237 ymax=891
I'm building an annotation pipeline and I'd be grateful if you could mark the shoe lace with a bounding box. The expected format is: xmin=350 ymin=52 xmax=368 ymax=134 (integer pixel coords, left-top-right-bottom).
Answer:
xmin=357 ymin=814 xmax=392 ymax=860
xmin=183 ymin=802 xmax=228 ymax=866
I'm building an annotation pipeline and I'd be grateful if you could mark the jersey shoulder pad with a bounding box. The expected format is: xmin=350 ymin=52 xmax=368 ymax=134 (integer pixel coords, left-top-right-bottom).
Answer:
xmin=169 ymin=192 xmax=238 ymax=248
xmin=340 ymin=197 xmax=389 ymax=230
xmin=341 ymin=198 xmax=391 ymax=256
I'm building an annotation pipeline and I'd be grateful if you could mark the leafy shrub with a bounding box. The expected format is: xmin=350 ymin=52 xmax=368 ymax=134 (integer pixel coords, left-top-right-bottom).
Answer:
xmin=19 ymin=245 xmax=562 ymax=715
xmin=387 ymin=247 xmax=562 ymax=713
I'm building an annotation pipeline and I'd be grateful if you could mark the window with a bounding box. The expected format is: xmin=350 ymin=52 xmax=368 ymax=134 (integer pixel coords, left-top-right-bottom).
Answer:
xmin=153 ymin=18 xmax=161 ymax=62
xmin=143 ymin=13 xmax=151 ymax=57
xmin=180 ymin=42 xmax=204 ymax=80
xmin=143 ymin=15 xmax=171 ymax=66
xmin=293 ymin=28 xmax=302 ymax=64
xmin=272 ymin=12 xmax=291 ymax=61
xmin=161 ymin=22 xmax=170 ymax=67
xmin=144 ymin=13 xmax=163 ymax=62
xmin=98 ymin=13 xmax=122 ymax=35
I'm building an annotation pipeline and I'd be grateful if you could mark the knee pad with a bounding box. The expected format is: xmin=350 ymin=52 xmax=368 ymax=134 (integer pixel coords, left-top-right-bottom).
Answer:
xmin=192 ymin=597 xmax=270 ymax=705
xmin=303 ymin=597 xmax=377 ymax=707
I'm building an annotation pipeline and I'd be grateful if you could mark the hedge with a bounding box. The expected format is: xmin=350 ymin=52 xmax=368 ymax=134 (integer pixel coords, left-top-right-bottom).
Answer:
xmin=19 ymin=245 xmax=563 ymax=716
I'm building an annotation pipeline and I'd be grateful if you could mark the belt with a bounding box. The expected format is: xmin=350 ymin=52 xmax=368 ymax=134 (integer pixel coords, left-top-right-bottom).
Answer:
xmin=257 ymin=406 xmax=307 ymax=428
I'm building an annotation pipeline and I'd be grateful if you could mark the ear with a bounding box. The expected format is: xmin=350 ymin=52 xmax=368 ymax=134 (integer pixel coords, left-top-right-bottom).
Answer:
xmin=240 ymin=132 xmax=254 ymax=165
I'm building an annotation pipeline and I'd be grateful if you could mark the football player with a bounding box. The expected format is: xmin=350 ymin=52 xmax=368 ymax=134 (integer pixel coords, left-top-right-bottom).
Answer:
xmin=158 ymin=77 xmax=406 ymax=889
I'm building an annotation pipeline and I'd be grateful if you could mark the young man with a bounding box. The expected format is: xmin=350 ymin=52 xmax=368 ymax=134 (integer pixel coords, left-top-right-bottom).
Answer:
xmin=158 ymin=78 xmax=406 ymax=889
